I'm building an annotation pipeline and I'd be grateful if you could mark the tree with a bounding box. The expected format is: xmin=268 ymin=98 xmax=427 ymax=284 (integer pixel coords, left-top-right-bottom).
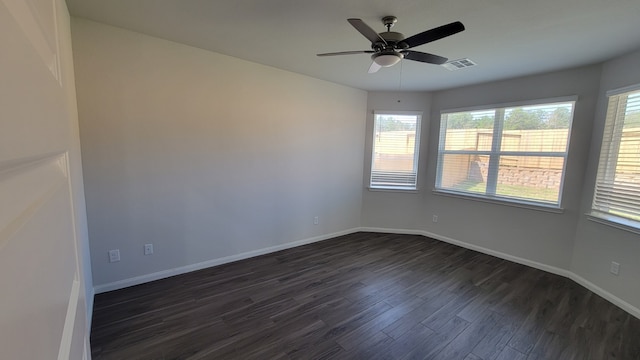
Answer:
xmin=546 ymin=107 xmax=571 ymax=129
xmin=476 ymin=116 xmax=494 ymax=129
xmin=504 ymin=108 xmax=545 ymax=130
xmin=447 ymin=113 xmax=493 ymax=129
xmin=377 ymin=116 xmax=416 ymax=132
xmin=446 ymin=113 xmax=473 ymax=129
xmin=378 ymin=117 xmax=402 ymax=131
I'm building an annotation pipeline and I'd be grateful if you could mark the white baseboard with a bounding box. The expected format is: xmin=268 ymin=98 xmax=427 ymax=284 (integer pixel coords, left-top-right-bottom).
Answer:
xmin=93 ymin=228 xmax=360 ymax=294
xmin=92 ymin=226 xmax=640 ymax=320
xmin=361 ymin=226 xmax=640 ymax=320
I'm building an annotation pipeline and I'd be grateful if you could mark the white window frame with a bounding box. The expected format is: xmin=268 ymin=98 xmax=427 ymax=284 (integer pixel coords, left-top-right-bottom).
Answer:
xmin=434 ymin=96 xmax=577 ymax=209
xmin=369 ymin=111 xmax=422 ymax=191
xmin=589 ymin=83 xmax=640 ymax=233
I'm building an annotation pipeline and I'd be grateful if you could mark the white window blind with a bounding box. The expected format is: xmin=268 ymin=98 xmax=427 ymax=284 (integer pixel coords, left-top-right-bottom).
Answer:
xmin=370 ymin=112 xmax=421 ymax=190
xmin=435 ymin=99 xmax=575 ymax=207
xmin=592 ymin=87 xmax=640 ymax=223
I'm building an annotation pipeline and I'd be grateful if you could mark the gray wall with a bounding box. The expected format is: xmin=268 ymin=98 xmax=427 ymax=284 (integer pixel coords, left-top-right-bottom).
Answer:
xmin=72 ymin=19 xmax=367 ymax=287
xmin=363 ymin=65 xmax=602 ymax=270
xmin=571 ymin=49 xmax=640 ymax=309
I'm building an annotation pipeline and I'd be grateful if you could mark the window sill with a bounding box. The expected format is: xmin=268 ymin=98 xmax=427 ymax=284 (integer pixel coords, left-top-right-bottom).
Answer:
xmin=586 ymin=212 xmax=640 ymax=235
xmin=432 ymin=189 xmax=564 ymax=213
xmin=368 ymin=186 xmax=418 ymax=193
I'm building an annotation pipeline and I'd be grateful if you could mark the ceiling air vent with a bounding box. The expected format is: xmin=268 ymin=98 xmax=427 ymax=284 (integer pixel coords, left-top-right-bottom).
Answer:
xmin=442 ymin=58 xmax=477 ymax=71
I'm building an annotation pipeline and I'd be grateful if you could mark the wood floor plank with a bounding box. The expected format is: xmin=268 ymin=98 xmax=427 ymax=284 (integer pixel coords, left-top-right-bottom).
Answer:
xmin=335 ymin=295 xmax=424 ymax=350
xmin=464 ymin=354 xmax=483 ymax=360
xmin=421 ymin=286 xmax=480 ymax=332
xmin=508 ymin=298 xmax=557 ymax=354
xmin=90 ymin=232 xmax=640 ymax=360
xmin=337 ymin=330 xmax=395 ymax=360
xmin=495 ymin=345 xmax=527 ymax=360
xmin=382 ymin=289 xmax=456 ymax=339
xmin=470 ymin=311 xmax=520 ymax=360
xmin=377 ymin=323 xmax=435 ymax=360
xmin=433 ymin=311 xmax=503 ymax=360
xmin=406 ymin=315 xmax=470 ymax=360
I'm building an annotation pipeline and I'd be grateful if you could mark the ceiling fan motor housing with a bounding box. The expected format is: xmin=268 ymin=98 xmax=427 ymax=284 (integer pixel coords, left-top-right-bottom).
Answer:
xmin=373 ymin=31 xmax=408 ymax=51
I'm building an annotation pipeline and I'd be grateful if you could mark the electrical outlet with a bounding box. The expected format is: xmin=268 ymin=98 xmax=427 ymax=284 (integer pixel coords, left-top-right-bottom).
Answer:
xmin=108 ymin=249 xmax=120 ymax=263
xmin=610 ymin=261 xmax=620 ymax=275
xmin=144 ymin=243 xmax=154 ymax=255
xmin=314 ymin=216 xmax=319 ymax=225
xmin=432 ymin=215 xmax=438 ymax=223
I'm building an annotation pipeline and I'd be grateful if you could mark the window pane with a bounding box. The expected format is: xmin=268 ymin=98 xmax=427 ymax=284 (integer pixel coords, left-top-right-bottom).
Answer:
xmin=440 ymin=154 xmax=488 ymax=194
xmin=443 ymin=111 xmax=495 ymax=150
xmin=371 ymin=113 xmax=420 ymax=189
xmin=494 ymin=156 xmax=564 ymax=203
xmin=503 ymin=103 xmax=572 ymax=152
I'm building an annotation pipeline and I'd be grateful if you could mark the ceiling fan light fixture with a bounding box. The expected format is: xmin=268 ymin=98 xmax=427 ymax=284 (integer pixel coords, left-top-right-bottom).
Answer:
xmin=372 ymin=52 xmax=402 ymax=67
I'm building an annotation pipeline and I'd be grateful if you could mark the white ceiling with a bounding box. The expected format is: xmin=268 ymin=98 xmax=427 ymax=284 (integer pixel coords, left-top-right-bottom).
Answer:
xmin=65 ymin=0 xmax=640 ymax=92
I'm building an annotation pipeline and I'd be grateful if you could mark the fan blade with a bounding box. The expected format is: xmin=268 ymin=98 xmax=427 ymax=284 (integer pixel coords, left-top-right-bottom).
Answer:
xmin=402 ymin=21 xmax=465 ymax=49
xmin=317 ymin=50 xmax=375 ymax=57
xmin=402 ymin=50 xmax=448 ymax=65
xmin=368 ymin=61 xmax=382 ymax=74
xmin=348 ymin=18 xmax=387 ymax=45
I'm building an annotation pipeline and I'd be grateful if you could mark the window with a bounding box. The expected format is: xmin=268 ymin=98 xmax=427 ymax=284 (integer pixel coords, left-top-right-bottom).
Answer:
xmin=591 ymin=85 xmax=640 ymax=228
xmin=435 ymin=98 xmax=576 ymax=207
xmin=370 ymin=112 xmax=422 ymax=190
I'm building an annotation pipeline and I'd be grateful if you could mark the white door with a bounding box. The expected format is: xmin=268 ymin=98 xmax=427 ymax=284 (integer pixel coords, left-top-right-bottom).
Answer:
xmin=0 ymin=0 xmax=91 ymax=359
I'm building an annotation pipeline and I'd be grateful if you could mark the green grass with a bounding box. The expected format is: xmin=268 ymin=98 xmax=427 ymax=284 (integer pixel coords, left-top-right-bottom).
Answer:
xmin=452 ymin=180 xmax=559 ymax=203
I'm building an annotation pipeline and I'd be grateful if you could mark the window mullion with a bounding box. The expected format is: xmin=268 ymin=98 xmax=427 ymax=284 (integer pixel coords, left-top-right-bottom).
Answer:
xmin=486 ymin=108 xmax=505 ymax=195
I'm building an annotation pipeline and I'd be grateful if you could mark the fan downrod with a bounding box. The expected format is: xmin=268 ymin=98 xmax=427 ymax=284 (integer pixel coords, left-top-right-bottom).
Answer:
xmin=381 ymin=16 xmax=397 ymax=31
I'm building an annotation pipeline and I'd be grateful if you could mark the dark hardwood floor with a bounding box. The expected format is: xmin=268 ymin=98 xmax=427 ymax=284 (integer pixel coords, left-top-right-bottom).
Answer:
xmin=90 ymin=232 xmax=640 ymax=359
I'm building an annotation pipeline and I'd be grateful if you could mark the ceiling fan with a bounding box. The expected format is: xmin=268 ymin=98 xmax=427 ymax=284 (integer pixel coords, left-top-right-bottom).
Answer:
xmin=317 ymin=16 xmax=465 ymax=73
